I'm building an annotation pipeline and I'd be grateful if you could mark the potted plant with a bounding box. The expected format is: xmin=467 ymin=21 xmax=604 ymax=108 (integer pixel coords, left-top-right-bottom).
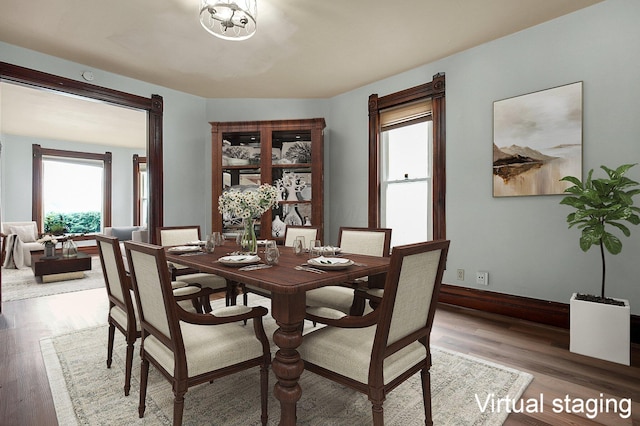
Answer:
xmin=560 ymin=163 xmax=640 ymax=364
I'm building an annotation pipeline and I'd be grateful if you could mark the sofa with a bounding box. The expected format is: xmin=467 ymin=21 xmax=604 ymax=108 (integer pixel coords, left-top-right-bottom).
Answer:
xmin=103 ymin=226 xmax=148 ymax=243
xmin=1 ymin=221 xmax=43 ymax=267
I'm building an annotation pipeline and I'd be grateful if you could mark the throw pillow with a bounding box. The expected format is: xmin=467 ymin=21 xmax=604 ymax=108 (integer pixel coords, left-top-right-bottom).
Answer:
xmin=9 ymin=224 xmax=38 ymax=243
xmin=110 ymin=226 xmax=140 ymax=241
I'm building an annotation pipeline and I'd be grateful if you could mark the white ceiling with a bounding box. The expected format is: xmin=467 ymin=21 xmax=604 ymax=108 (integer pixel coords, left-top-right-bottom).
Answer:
xmin=1 ymin=82 xmax=147 ymax=148
xmin=0 ymin=0 xmax=602 ymax=148
xmin=0 ymin=0 xmax=602 ymax=99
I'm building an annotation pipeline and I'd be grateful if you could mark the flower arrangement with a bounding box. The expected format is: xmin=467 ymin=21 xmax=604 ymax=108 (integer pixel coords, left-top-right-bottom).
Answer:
xmin=218 ymin=184 xmax=279 ymax=219
xmin=37 ymin=234 xmax=59 ymax=257
xmin=37 ymin=235 xmax=58 ymax=246
xmin=218 ymin=184 xmax=279 ymax=254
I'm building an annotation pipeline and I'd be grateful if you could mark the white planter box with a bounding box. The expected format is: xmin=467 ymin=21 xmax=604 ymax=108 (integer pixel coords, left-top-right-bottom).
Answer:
xmin=570 ymin=293 xmax=630 ymax=365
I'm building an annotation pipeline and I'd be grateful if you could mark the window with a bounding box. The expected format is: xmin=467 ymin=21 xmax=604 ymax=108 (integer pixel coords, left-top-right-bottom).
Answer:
xmin=43 ymin=157 xmax=104 ymax=233
xmin=368 ymin=73 xmax=446 ymax=242
xmin=381 ymin=119 xmax=432 ymax=246
xmin=32 ymin=144 xmax=112 ymax=233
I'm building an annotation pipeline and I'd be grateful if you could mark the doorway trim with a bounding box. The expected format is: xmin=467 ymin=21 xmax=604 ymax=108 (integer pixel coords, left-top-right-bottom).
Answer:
xmin=0 ymin=61 xmax=163 ymax=239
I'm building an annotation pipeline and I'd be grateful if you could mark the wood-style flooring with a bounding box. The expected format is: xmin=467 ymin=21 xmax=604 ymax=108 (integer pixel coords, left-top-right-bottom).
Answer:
xmin=0 ymin=286 xmax=638 ymax=425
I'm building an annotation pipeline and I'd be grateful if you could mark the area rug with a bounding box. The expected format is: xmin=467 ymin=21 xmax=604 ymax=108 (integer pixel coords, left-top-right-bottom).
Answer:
xmin=2 ymin=256 xmax=104 ymax=302
xmin=41 ymin=298 xmax=532 ymax=426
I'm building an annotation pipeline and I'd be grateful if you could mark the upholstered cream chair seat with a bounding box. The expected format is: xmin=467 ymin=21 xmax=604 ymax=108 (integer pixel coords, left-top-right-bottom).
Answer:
xmin=124 ymin=241 xmax=270 ymax=426
xmin=305 ymin=227 xmax=391 ymax=317
xmin=299 ymin=240 xmax=449 ymax=425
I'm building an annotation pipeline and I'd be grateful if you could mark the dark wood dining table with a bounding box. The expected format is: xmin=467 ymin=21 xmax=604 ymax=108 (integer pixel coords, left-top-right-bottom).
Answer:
xmin=166 ymin=240 xmax=390 ymax=425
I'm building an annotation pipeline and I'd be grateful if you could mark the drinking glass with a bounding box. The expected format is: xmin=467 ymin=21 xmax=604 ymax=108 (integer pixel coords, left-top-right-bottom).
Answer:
xmin=264 ymin=240 xmax=280 ymax=265
xmin=205 ymin=234 xmax=215 ymax=253
xmin=293 ymin=236 xmax=305 ymax=255
xmin=212 ymin=231 xmax=224 ymax=246
xmin=309 ymin=239 xmax=322 ymax=259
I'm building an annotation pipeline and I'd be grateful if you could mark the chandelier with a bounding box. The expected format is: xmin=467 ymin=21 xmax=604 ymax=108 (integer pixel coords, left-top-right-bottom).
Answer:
xmin=199 ymin=0 xmax=257 ymax=41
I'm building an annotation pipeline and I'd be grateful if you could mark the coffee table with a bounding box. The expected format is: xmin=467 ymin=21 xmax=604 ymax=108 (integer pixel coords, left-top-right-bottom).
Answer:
xmin=31 ymin=252 xmax=92 ymax=283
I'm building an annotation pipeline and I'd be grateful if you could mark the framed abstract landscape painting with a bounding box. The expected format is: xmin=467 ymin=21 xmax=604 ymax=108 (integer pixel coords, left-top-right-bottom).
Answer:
xmin=493 ymin=82 xmax=583 ymax=197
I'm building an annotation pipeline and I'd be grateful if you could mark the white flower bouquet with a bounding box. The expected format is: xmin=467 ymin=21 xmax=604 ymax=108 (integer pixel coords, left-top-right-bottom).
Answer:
xmin=218 ymin=184 xmax=279 ymax=219
xmin=37 ymin=235 xmax=58 ymax=245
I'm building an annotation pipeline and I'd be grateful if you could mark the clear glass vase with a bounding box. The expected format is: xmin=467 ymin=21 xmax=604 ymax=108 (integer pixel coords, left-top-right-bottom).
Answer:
xmin=241 ymin=218 xmax=257 ymax=254
xmin=62 ymin=239 xmax=78 ymax=257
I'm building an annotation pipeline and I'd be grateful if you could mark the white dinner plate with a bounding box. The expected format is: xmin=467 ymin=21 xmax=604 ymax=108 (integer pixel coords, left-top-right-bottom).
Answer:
xmin=167 ymin=245 xmax=202 ymax=253
xmin=219 ymin=255 xmax=261 ymax=266
xmin=187 ymin=240 xmax=206 ymax=246
xmin=307 ymin=256 xmax=353 ymax=270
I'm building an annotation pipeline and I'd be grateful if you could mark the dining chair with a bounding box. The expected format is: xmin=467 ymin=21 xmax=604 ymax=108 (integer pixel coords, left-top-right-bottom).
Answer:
xmin=124 ymin=240 xmax=271 ymax=426
xmin=242 ymin=225 xmax=320 ymax=306
xmin=299 ymin=239 xmax=449 ymax=426
xmin=156 ymin=226 xmax=229 ymax=311
xmin=305 ymin=227 xmax=391 ymax=317
xmin=96 ymin=234 xmax=205 ymax=396
xmin=283 ymin=225 xmax=319 ymax=247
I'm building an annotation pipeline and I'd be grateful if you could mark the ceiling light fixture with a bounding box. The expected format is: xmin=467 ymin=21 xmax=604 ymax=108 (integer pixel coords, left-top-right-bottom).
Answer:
xmin=199 ymin=0 xmax=257 ymax=41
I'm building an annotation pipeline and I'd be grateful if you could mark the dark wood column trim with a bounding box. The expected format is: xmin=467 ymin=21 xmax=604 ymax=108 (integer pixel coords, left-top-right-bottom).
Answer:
xmin=148 ymin=95 xmax=164 ymax=244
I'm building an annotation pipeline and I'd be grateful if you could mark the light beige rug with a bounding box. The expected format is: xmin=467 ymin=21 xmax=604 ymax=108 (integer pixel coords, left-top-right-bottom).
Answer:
xmin=1 ymin=256 xmax=104 ymax=301
xmin=41 ymin=297 xmax=532 ymax=425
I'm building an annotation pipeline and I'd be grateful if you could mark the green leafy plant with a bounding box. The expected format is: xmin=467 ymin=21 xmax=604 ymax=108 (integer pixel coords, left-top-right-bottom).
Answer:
xmin=560 ymin=163 xmax=640 ymax=301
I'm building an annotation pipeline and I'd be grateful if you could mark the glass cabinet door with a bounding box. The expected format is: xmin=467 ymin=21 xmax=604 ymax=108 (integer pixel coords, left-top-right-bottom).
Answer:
xmin=271 ymin=130 xmax=313 ymax=239
xmin=220 ymin=130 xmax=261 ymax=236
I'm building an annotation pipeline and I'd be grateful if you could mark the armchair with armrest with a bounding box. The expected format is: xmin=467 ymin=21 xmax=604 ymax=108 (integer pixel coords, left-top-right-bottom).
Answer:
xmin=1 ymin=221 xmax=42 ymax=267
xmin=300 ymin=239 xmax=450 ymax=425
xmin=156 ymin=226 xmax=229 ymax=311
xmin=124 ymin=240 xmax=271 ymax=425
xmin=305 ymin=227 xmax=392 ymax=317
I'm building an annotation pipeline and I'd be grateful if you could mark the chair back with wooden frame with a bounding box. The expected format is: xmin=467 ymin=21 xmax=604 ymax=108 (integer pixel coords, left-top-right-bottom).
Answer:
xmin=124 ymin=240 xmax=271 ymax=426
xmin=300 ymin=239 xmax=449 ymax=426
xmin=283 ymin=225 xmax=319 ymax=247
xmin=156 ymin=226 xmax=201 ymax=247
xmin=338 ymin=227 xmax=391 ymax=257
xmin=96 ymin=234 xmax=139 ymax=396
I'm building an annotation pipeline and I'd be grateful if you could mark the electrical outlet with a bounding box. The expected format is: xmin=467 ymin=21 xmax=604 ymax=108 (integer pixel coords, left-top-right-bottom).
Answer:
xmin=456 ymin=269 xmax=464 ymax=280
xmin=476 ymin=271 xmax=489 ymax=285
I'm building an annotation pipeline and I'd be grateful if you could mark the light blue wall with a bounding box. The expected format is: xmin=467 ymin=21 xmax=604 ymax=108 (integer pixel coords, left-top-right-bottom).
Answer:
xmin=1 ymin=0 xmax=638 ymax=313
xmin=325 ymin=0 xmax=640 ymax=312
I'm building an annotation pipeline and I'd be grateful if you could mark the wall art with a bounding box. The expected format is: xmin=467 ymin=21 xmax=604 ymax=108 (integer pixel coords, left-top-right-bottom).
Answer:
xmin=493 ymin=82 xmax=582 ymax=197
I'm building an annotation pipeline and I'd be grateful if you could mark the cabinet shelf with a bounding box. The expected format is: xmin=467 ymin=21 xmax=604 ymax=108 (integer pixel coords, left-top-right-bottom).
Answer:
xmin=211 ymin=118 xmax=325 ymax=240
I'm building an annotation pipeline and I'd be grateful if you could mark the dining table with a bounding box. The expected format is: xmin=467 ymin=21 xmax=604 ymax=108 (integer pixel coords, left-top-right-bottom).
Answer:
xmin=165 ymin=240 xmax=390 ymax=425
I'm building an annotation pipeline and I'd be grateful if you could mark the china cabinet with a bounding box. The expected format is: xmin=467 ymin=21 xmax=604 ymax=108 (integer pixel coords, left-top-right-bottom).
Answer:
xmin=211 ymin=118 xmax=325 ymax=243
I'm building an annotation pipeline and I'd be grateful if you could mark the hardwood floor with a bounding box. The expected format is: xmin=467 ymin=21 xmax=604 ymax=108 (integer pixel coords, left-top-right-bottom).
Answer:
xmin=0 ymin=287 xmax=638 ymax=425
